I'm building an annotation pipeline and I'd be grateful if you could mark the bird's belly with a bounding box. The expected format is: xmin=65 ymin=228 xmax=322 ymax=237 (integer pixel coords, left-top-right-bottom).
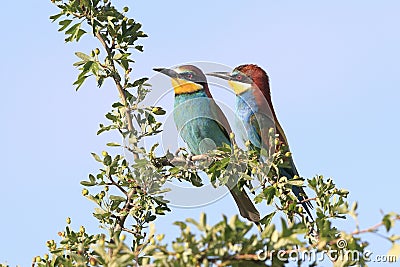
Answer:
xmin=234 ymin=107 xmax=261 ymax=148
xmin=173 ymin=97 xmax=229 ymax=155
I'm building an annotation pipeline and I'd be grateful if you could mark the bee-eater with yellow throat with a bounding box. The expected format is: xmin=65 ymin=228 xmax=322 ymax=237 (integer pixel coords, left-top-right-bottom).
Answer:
xmin=154 ymin=65 xmax=260 ymax=222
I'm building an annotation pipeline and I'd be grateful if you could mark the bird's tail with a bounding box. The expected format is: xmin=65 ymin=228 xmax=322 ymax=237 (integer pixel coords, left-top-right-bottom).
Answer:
xmin=280 ymin=168 xmax=314 ymax=220
xmin=229 ymin=187 xmax=260 ymax=222
xmin=291 ymin=185 xmax=314 ymax=219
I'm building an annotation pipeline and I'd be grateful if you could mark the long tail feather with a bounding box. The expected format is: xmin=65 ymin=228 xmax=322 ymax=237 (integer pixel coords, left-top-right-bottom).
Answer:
xmin=229 ymin=187 xmax=260 ymax=222
xmin=280 ymin=168 xmax=313 ymax=220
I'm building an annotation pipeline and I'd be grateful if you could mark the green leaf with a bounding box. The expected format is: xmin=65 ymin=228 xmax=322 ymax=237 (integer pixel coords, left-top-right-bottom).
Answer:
xmin=80 ymin=181 xmax=96 ymax=186
xmin=91 ymin=152 xmax=102 ymax=162
xmin=186 ymin=218 xmax=201 ymax=230
xmin=65 ymin=23 xmax=80 ymax=35
xmin=75 ymin=52 xmax=92 ymax=62
xmin=151 ymin=107 xmax=166 ymax=115
xmin=58 ymin=19 xmax=72 ymax=32
xmin=50 ymin=13 xmax=63 ymax=22
xmin=133 ymin=77 xmax=149 ymax=87
xmin=168 ymin=167 xmax=180 ymax=175
xmin=112 ymin=102 xmax=124 ymax=108
xmin=218 ymin=157 xmax=230 ymax=170
xmin=50 ymin=248 xmax=64 ymax=254
xmin=115 ymin=254 xmax=135 ymax=265
xmin=146 ymin=215 xmax=156 ymax=222
xmin=199 ymin=212 xmax=207 ymax=229
xmin=189 ymin=172 xmax=203 ymax=187
xmin=73 ymin=75 xmax=89 ymax=91
xmin=120 ymin=59 xmax=129 ymax=70
xmin=134 ymin=158 xmax=148 ymax=167
xmin=89 ymin=174 xmax=96 ymax=183
xmin=286 ymin=178 xmax=304 ymax=187
xmin=109 ymin=195 xmax=126 ymax=202
xmin=97 ymin=124 xmax=112 ymax=135
xmin=76 ymin=29 xmax=86 ymax=41
xmin=113 ymin=53 xmax=124 ymax=60
xmin=73 ymin=60 xmax=85 ymax=67
xmin=82 ymin=61 xmax=94 ymax=72
xmin=260 ymin=211 xmax=276 ymax=226
xmin=173 ymin=221 xmax=187 ymax=230
xmin=93 ymin=208 xmax=111 ymax=220
xmin=106 ymin=142 xmax=121 ymax=147
xmin=155 ymin=205 xmax=170 ymax=215
xmin=105 ymin=113 xmax=117 ymax=121
xmin=263 ymin=186 xmax=276 ymax=205
xmin=65 ymin=23 xmax=85 ymax=42
xmin=104 ymin=155 xmax=112 ymax=166
xmin=383 ymin=214 xmax=394 ymax=232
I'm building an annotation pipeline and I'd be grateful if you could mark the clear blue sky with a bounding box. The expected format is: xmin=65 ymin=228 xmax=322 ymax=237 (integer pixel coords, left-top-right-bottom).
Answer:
xmin=1 ymin=1 xmax=400 ymax=266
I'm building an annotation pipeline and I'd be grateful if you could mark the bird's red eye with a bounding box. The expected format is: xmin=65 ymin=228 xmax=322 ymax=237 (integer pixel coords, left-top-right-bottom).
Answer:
xmin=237 ymin=75 xmax=242 ymax=80
xmin=185 ymin=73 xmax=193 ymax=80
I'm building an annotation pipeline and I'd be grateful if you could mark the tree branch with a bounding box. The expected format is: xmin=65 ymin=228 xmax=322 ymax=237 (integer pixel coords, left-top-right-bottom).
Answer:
xmin=352 ymin=216 xmax=400 ymax=235
xmin=122 ymin=227 xmax=136 ymax=235
xmin=95 ymin=30 xmax=138 ymax=160
xmin=107 ymin=175 xmax=127 ymax=195
xmin=114 ymin=188 xmax=136 ymax=234
xmin=297 ymin=197 xmax=318 ymax=204
xmin=170 ymin=154 xmax=211 ymax=165
xmin=154 ymin=153 xmax=212 ymax=168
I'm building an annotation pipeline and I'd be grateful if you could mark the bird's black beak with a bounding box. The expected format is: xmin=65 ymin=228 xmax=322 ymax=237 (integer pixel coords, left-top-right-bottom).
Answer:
xmin=206 ymin=71 xmax=232 ymax=81
xmin=153 ymin=67 xmax=179 ymax=79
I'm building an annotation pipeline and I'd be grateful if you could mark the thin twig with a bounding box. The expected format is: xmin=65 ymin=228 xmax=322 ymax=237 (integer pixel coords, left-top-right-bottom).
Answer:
xmin=108 ymin=175 xmax=127 ymax=195
xmin=114 ymin=188 xmax=136 ymax=234
xmin=297 ymin=197 xmax=318 ymax=204
xmin=122 ymin=227 xmax=136 ymax=235
xmin=95 ymin=30 xmax=138 ymax=160
xmin=351 ymin=217 xmax=400 ymax=235
xmin=169 ymin=154 xmax=210 ymax=165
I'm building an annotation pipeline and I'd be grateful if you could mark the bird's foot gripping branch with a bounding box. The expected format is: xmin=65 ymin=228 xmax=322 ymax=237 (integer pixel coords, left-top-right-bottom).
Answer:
xmin=25 ymin=0 xmax=400 ymax=266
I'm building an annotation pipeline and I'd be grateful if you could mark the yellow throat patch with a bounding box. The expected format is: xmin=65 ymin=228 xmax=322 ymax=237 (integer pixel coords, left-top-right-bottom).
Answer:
xmin=171 ymin=78 xmax=203 ymax=94
xmin=228 ymin=80 xmax=252 ymax=95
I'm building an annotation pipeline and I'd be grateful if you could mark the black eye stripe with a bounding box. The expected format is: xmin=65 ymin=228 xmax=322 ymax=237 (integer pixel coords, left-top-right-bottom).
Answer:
xmin=181 ymin=72 xmax=195 ymax=80
xmin=232 ymin=72 xmax=252 ymax=83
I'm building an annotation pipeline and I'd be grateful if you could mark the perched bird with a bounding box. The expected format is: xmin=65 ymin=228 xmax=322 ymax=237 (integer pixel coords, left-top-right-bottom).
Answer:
xmin=153 ymin=65 xmax=260 ymax=222
xmin=207 ymin=64 xmax=313 ymax=218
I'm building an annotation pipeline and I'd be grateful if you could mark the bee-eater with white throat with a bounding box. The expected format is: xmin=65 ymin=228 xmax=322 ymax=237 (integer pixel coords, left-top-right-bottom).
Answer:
xmin=208 ymin=64 xmax=313 ymax=219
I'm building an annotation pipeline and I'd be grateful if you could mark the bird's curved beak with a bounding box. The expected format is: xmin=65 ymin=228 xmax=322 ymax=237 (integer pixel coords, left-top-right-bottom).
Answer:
xmin=206 ymin=72 xmax=231 ymax=80
xmin=153 ymin=67 xmax=179 ymax=79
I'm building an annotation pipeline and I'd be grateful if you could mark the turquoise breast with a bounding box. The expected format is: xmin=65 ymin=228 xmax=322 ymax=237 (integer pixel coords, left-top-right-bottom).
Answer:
xmin=174 ymin=91 xmax=230 ymax=155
